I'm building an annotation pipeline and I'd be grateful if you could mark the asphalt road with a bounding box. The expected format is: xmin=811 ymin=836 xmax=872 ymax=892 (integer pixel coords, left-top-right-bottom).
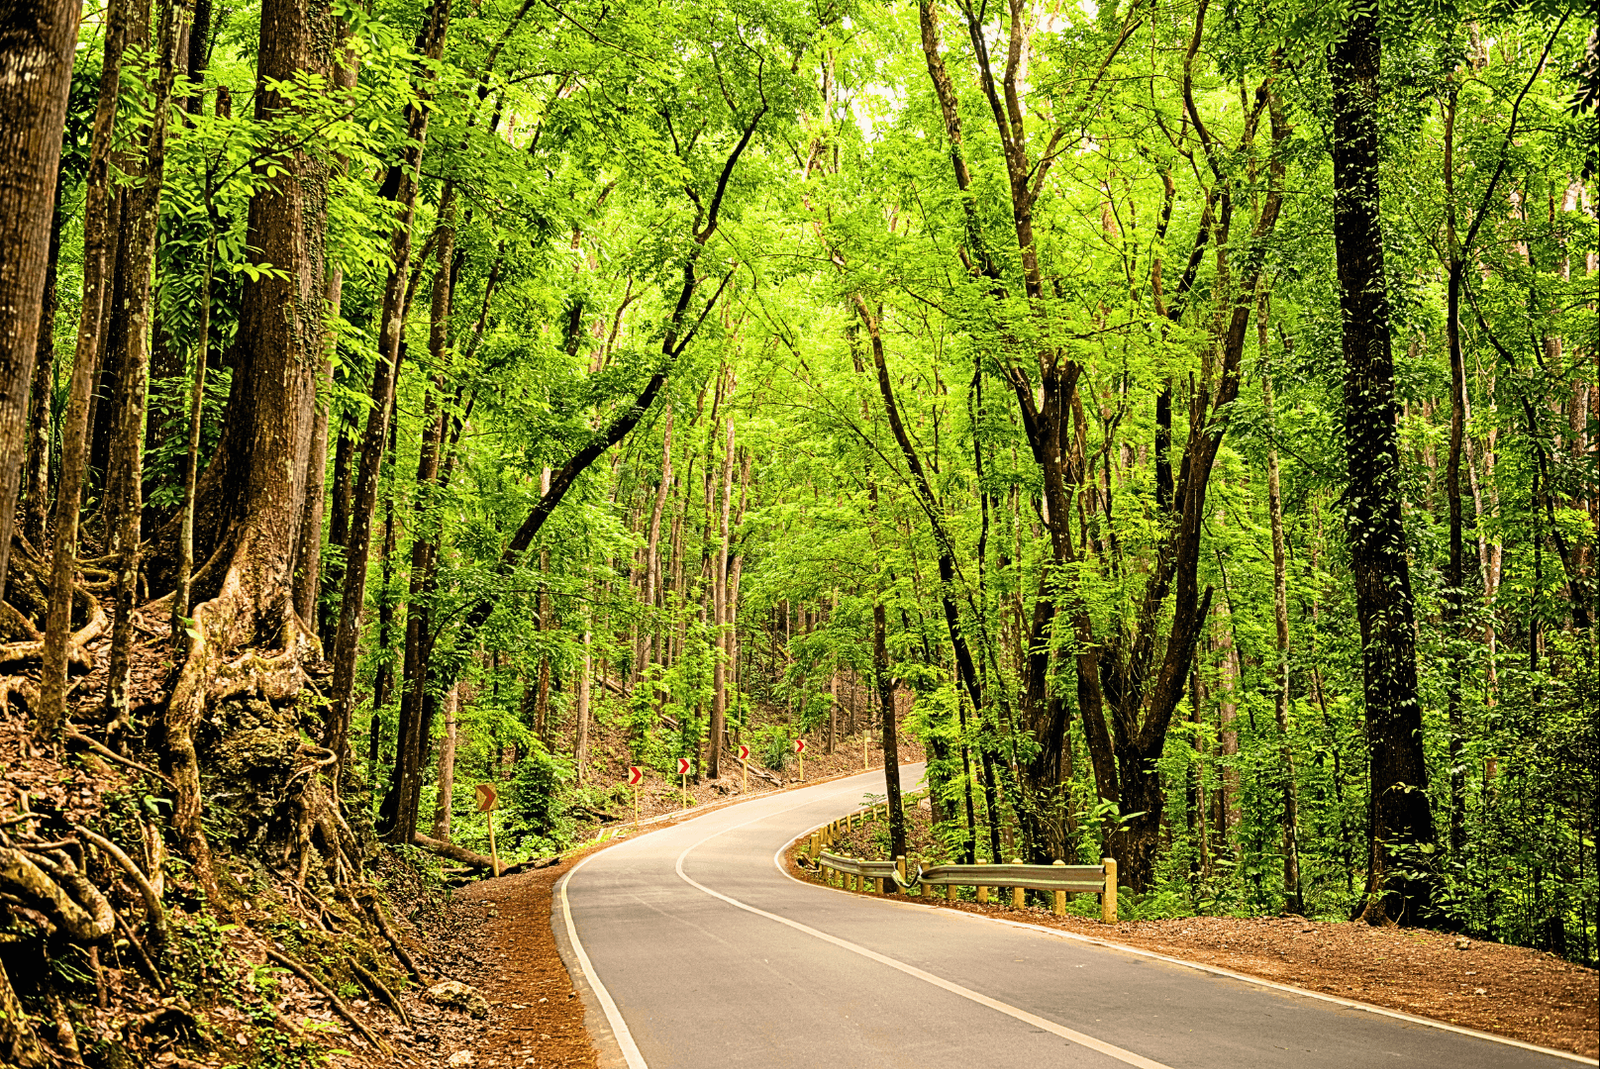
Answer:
xmin=553 ymin=765 xmax=1586 ymax=1069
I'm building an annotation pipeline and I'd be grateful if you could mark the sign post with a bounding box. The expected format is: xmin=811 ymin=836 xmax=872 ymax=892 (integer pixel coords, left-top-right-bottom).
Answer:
xmin=627 ymin=766 xmax=642 ymax=825
xmin=677 ymin=756 xmax=690 ymax=807
xmin=474 ymin=784 xmax=501 ymax=877
xmin=738 ymin=744 xmax=750 ymax=792
xmin=794 ymin=738 xmax=806 ymax=782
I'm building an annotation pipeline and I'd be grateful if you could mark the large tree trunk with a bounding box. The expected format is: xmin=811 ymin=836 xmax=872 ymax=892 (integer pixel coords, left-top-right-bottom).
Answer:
xmin=290 ymin=35 xmax=359 ymax=640
xmin=163 ymin=0 xmax=338 ymax=899
xmin=0 ymin=0 xmax=81 ymax=592
xmin=1330 ymin=6 xmax=1436 ymax=926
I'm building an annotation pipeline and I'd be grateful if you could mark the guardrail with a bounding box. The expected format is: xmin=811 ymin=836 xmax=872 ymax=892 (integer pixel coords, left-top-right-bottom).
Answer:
xmin=801 ymin=800 xmax=1118 ymax=923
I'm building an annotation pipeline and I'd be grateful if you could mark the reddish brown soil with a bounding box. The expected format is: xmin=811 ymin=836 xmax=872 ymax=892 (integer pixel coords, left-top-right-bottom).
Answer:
xmin=447 ymin=857 xmax=600 ymax=1069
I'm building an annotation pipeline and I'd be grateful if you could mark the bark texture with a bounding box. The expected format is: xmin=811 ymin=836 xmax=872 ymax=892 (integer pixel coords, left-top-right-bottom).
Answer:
xmin=0 ymin=0 xmax=81 ymax=590
xmin=1330 ymin=6 xmax=1437 ymax=926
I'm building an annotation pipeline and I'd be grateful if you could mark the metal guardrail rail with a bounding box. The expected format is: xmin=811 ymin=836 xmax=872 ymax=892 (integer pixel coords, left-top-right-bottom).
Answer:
xmin=803 ymin=798 xmax=1119 ymax=923
xmin=816 ymin=851 xmax=914 ymax=892
xmin=917 ymin=862 xmax=1105 ymax=892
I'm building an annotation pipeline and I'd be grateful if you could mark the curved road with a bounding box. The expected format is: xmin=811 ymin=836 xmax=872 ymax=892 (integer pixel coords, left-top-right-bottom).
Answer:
xmin=553 ymin=765 xmax=1586 ymax=1069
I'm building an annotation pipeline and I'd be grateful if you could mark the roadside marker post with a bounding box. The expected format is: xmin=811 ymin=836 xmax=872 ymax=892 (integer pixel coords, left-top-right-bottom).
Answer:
xmin=678 ymin=756 xmax=690 ymax=807
xmin=474 ymin=784 xmax=501 ymax=877
xmin=1052 ymin=860 xmax=1067 ymax=916
xmin=738 ymin=744 xmax=749 ymax=792
xmin=794 ymin=737 xmax=805 ymax=782
xmin=627 ymin=766 xmax=642 ymax=825
xmin=863 ymin=730 xmax=868 ymax=771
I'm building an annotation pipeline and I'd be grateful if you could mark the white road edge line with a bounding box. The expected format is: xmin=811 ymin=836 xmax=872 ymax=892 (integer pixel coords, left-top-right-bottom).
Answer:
xmin=775 ymin=814 xmax=1599 ymax=1068
xmin=675 ymin=807 xmax=1176 ymax=1069
xmin=554 ymin=776 xmax=876 ymax=1069
xmin=559 ymin=851 xmax=650 ymax=1069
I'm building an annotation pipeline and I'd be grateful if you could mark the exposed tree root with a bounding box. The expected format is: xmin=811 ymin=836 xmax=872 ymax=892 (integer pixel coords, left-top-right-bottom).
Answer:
xmin=0 ymin=599 xmax=40 ymax=644
xmin=0 ymin=593 xmax=106 ymax=671
xmin=358 ymin=887 xmax=425 ymax=982
xmin=166 ymin=524 xmax=320 ymax=901
xmin=66 ymin=729 xmax=174 ymax=788
xmin=263 ymin=947 xmax=389 ymax=1054
xmin=74 ymin=824 xmax=165 ymax=944
xmin=349 ymin=955 xmax=411 ymax=1026
xmin=45 ymin=989 xmax=83 ymax=1066
xmin=0 ymin=676 xmax=39 ymax=717
xmin=0 ymin=845 xmax=115 ymax=941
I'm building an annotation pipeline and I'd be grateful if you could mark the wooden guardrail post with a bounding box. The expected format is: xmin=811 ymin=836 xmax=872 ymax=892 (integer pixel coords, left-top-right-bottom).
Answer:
xmin=896 ymin=854 xmax=906 ymax=890
xmin=874 ymin=873 xmax=885 ymax=894
xmin=976 ymin=859 xmax=988 ymax=904
xmin=1102 ymin=858 xmax=1117 ymax=923
xmin=1011 ymin=859 xmax=1025 ymax=909
xmin=1052 ymin=860 xmax=1067 ymax=916
xmin=946 ymin=878 xmax=956 ymax=903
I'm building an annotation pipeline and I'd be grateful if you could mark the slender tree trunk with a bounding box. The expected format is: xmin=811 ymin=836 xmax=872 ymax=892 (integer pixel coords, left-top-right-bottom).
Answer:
xmin=827 ymin=668 xmax=838 ymax=754
xmin=21 ymin=173 xmax=66 ymax=549
xmin=1215 ymin=602 xmax=1241 ymax=847
xmin=322 ymin=405 xmax=356 ymax=636
xmin=1262 ymin=360 xmax=1305 ymax=914
xmin=36 ymin=0 xmax=128 ymax=744
xmin=635 ymin=404 xmax=672 ymax=693
xmin=710 ymin=377 xmax=736 ymax=778
xmin=726 ymin=450 xmax=750 ymax=746
xmin=104 ymin=0 xmax=182 ymax=729
xmin=326 ymin=0 xmax=450 ymax=764
xmin=534 ymin=466 xmax=552 ymax=742
xmin=368 ymin=423 xmax=398 ymax=784
xmin=0 ymin=0 xmax=81 ymax=593
xmin=576 ymin=624 xmax=592 ymax=783
xmin=1331 ymin=7 xmax=1436 ymax=925
xmin=432 ymin=683 xmax=457 ymax=841
xmin=876 ymin=596 xmax=906 ymax=865
xmin=171 ymin=224 xmax=216 ymax=639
